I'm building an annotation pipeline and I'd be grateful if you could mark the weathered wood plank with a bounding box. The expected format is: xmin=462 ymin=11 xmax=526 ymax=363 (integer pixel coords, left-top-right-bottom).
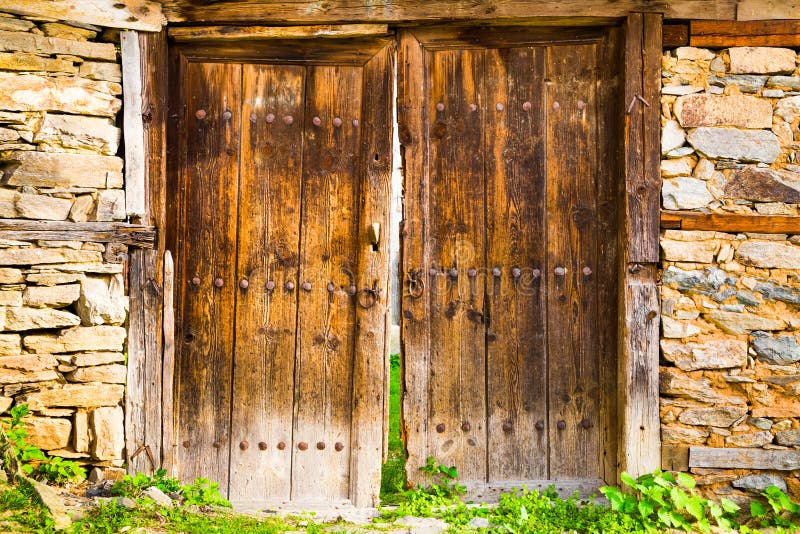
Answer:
xmin=737 ymin=0 xmax=800 ymax=21
xmin=662 ymin=445 xmax=689 ymax=472
xmin=663 ymin=24 xmax=689 ymax=47
xmin=410 ymin=26 xmax=605 ymax=49
xmin=121 ymin=31 xmax=146 ymax=218
xmin=168 ymin=24 xmax=390 ymax=41
xmin=690 ymin=447 xmax=800 ymax=470
xmin=1 ymin=0 xmax=165 ymax=32
xmin=661 ymin=210 xmax=800 ymax=233
xmin=228 ymin=63 xmax=304 ymax=504
xmin=162 ymin=250 xmax=175 ymax=477
xmin=691 ymin=20 xmax=800 ymax=47
xmin=0 ymin=220 xmax=154 ymax=247
xmin=160 ymin=0 xmax=737 ymax=23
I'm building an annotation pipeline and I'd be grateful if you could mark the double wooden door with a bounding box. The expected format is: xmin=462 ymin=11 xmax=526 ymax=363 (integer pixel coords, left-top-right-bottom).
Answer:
xmin=399 ymin=27 xmax=623 ymax=496
xmin=169 ymin=38 xmax=393 ymax=506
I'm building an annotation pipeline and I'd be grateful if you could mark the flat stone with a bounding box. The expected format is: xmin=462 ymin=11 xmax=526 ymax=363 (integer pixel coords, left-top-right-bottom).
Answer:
xmin=725 ymin=431 xmax=773 ymax=447
xmin=0 ymin=396 xmax=11 ymax=414
xmin=2 ymin=151 xmax=123 ymax=189
xmin=0 ymin=52 xmax=77 ymax=74
xmin=662 ymin=178 xmax=714 ymax=210
xmin=724 ymin=167 xmax=800 ymax=203
xmin=0 ymin=268 xmax=23 ymax=284
xmin=675 ymin=47 xmax=716 ymax=61
xmin=687 ymin=127 xmax=781 ymax=163
xmin=737 ymin=241 xmax=800 ymax=269
xmin=776 ymin=429 xmax=800 ymax=446
xmin=69 ymin=194 xmax=95 ymax=222
xmin=91 ymin=406 xmax=124 ymax=460
xmin=3 ymin=307 xmax=80 ymax=331
xmin=23 ymin=325 xmax=126 ymax=353
xmin=661 ymin=425 xmax=709 ymax=445
xmin=141 ymin=486 xmax=173 ymax=508
xmin=733 ymin=474 xmax=787 ymax=493
xmin=0 ymin=72 xmax=120 ymax=117
xmin=14 ymin=193 xmax=72 ymax=221
xmin=94 ymin=190 xmax=125 ymax=221
xmin=0 ymin=17 xmax=35 ymax=32
xmin=0 ymin=333 xmax=21 ymax=355
xmin=667 ymin=147 xmax=695 ymax=158
xmin=674 ymin=94 xmax=773 ymax=128
xmin=729 ymin=47 xmax=797 ymax=74
xmin=40 ymin=22 xmax=97 ymax=41
xmin=28 ymin=478 xmax=72 ymax=531
xmin=0 ymin=29 xmax=115 ymax=60
xmin=768 ymin=76 xmax=800 ymax=90
xmin=78 ymin=61 xmax=121 ymax=83
xmin=750 ymin=417 xmax=773 ymax=430
xmin=25 ymin=272 xmax=84 ymax=286
xmin=708 ymin=75 xmax=767 ymax=93
xmin=661 ymin=158 xmax=695 ymax=178
xmin=71 ymin=352 xmax=124 ymax=367
xmin=775 ymin=95 xmax=800 ymax=122
xmin=74 ymin=409 xmax=89 ymax=452
xmin=32 ymin=262 xmax=122 ymax=274
xmin=0 ymin=353 xmax=58 ymax=371
xmin=661 ymin=338 xmax=747 ymax=371
xmin=662 ymin=85 xmax=703 ymax=96
xmin=24 ymin=416 xmax=71 ymax=450
xmin=0 ymin=247 xmax=101 ymax=266
xmin=679 ymin=406 xmax=747 ymax=427
xmin=661 ymin=238 xmax=717 ymax=263
xmin=693 ymin=159 xmax=716 ymax=180
xmin=753 ymin=280 xmax=800 ymax=305
xmin=76 ymin=275 xmax=127 ymax=326
xmin=66 ymin=364 xmax=126 ymax=384
xmin=0 ymin=367 xmax=59 ymax=384
xmin=21 ymin=383 xmax=124 ymax=409
xmin=0 ymin=290 xmax=22 ymax=307
xmin=763 ymin=89 xmax=786 ymax=98
xmin=22 ymin=283 xmax=80 ymax=308
xmin=660 ymin=368 xmax=745 ymax=404
xmin=751 ymin=332 xmax=800 ymax=364
xmin=34 ymin=114 xmax=120 ymax=155
xmin=705 ymin=311 xmax=786 ymax=334
xmin=662 ymin=266 xmax=729 ymax=293
xmin=662 ymin=317 xmax=701 ymax=338
xmin=662 ymin=119 xmax=686 ymax=155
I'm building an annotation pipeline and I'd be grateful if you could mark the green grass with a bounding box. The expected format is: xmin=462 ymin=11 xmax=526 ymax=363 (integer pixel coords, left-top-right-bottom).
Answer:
xmin=379 ymin=353 xmax=406 ymax=504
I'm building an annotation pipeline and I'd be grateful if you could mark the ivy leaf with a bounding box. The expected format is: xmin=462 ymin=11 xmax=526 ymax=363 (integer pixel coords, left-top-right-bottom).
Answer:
xmin=686 ymin=498 xmax=705 ymax=521
xmin=720 ymin=497 xmax=740 ymax=514
xmin=677 ymin=472 xmax=696 ymax=489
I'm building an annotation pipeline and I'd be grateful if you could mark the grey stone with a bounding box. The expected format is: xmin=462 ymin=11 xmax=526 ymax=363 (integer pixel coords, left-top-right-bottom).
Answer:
xmin=763 ymin=89 xmax=786 ymax=98
xmin=662 ymin=119 xmax=686 ymax=155
xmin=775 ymin=96 xmax=800 ymax=122
xmin=679 ymin=406 xmax=747 ymax=427
xmin=708 ymin=75 xmax=767 ymax=93
xmin=732 ymin=474 xmax=787 ymax=493
xmin=768 ymin=76 xmax=800 ymax=90
xmin=660 ymin=369 xmax=745 ymax=404
xmin=724 ymin=167 xmax=800 ymax=203
xmin=775 ymin=429 xmax=800 ymax=446
xmin=467 ymin=517 xmax=490 ymax=529
xmin=661 ymin=266 xmax=729 ymax=293
xmin=753 ymin=281 xmax=800 ymax=305
xmin=751 ymin=332 xmax=800 ymax=364
xmin=750 ymin=417 xmax=773 ymax=430
xmin=705 ymin=311 xmax=786 ymax=334
xmin=725 ymin=431 xmax=773 ymax=447
xmin=116 ymin=497 xmax=137 ymax=509
xmin=662 ymin=178 xmax=714 ymax=210
xmin=687 ymin=128 xmax=781 ymax=163
xmin=737 ymin=241 xmax=800 ymax=269
xmin=661 ymin=425 xmax=709 ymax=445
xmin=141 ymin=486 xmax=174 ymax=508
xmin=729 ymin=47 xmax=796 ymax=74
xmin=666 ymin=147 xmax=696 ymax=158
xmin=661 ymin=339 xmax=747 ymax=371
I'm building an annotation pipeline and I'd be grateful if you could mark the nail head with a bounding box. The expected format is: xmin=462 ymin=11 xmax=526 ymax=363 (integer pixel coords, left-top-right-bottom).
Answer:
xmin=436 ymin=102 xmax=445 ymax=111
xmin=265 ymin=280 xmax=276 ymax=291
xmin=222 ymin=110 xmax=232 ymax=121
xmin=436 ymin=423 xmax=445 ymax=433
xmin=239 ymin=278 xmax=249 ymax=289
xmin=335 ymin=442 xmax=344 ymax=451
xmin=298 ymin=441 xmax=308 ymax=451
xmin=191 ymin=277 xmax=201 ymax=286
xmin=283 ymin=115 xmax=293 ymax=125
xmin=312 ymin=116 xmax=321 ymax=126
xmin=265 ymin=113 xmax=275 ymax=123
xmin=496 ymin=102 xmax=504 ymax=111
xmin=316 ymin=441 xmax=326 ymax=450
xmin=258 ymin=442 xmax=268 ymax=450
xmin=302 ymin=281 xmax=312 ymax=291
xmin=214 ymin=277 xmax=224 ymax=288
xmin=333 ymin=117 xmax=343 ymax=127
xmin=522 ymin=101 xmax=532 ymax=111
xmin=239 ymin=441 xmax=248 ymax=450
xmin=492 ymin=267 xmax=501 ymax=277
xmin=195 ymin=109 xmax=206 ymax=119
xmin=285 ymin=280 xmax=295 ymax=291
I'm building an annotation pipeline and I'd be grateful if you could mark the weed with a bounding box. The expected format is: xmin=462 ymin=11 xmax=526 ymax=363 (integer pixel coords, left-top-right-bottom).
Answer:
xmin=380 ymin=353 xmax=406 ymax=504
xmin=112 ymin=469 xmax=231 ymax=508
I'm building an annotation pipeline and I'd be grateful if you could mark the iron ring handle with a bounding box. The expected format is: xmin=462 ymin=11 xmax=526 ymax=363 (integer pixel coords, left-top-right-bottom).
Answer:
xmin=406 ymin=274 xmax=425 ymax=299
xmin=357 ymin=287 xmax=379 ymax=309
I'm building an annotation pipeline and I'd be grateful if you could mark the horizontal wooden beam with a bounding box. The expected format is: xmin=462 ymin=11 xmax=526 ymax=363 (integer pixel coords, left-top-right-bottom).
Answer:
xmin=1 ymin=0 xmax=165 ymax=32
xmin=0 ymin=220 xmax=156 ymax=248
xmin=690 ymin=446 xmax=800 ymax=470
xmin=663 ymin=23 xmax=689 ymax=48
xmin=159 ymin=0 xmax=738 ymax=24
xmin=661 ymin=210 xmax=800 ymax=234
xmin=737 ymin=0 xmax=800 ymax=21
xmin=168 ymin=24 xmax=390 ymax=41
xmin=690 ymin=20 xmax=800 ymax=47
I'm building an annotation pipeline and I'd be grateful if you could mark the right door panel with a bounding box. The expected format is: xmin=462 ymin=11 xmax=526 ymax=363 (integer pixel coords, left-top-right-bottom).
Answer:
xmin=400 ymin=26 xmax=622 ymax=496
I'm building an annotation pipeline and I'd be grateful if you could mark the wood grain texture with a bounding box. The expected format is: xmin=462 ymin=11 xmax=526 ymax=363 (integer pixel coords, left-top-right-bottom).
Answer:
xmin=485 ymin=46 xmax=547 ymax=482
xmin=174 ymin=61 xmax=241 ymax=490
xmin=160 ymin=0 xmax=737 ymax=23
xmin=690 ymin=447 xmax=800 ymax=470
xmin=228 ymin=64 xmax=305 ymax=504
xmin=662 ymin=24 xmax=689 ymax=47
xmin=0 ymin=221 xmax=154 ymax=247
xmin=168 ymin=24 xmax=390 ymax=41
xmin=2 ymin=0 xmax=164 ymax=31
xmin=162 ymin=250 xmax=176 ymax=477
xmin=121 ymin=31 xmax=146 ymax=218
xmin=661 ymin=210 xmax=800 ymax=233
xmin=410 ymin=26 xmax=605 ymax=49
xmin=737 ymin=0 xmax=800 ymax=21
xmin=690 ymin=20 xmax=800 ymax=47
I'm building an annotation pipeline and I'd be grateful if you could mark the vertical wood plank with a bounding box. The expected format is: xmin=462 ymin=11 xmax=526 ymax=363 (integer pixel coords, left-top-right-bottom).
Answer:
xmin=484 ymin=46 xmax=548 ymax=481
xmin=121 ymin=30 xmax=146 ymax=218
xmin=398 ymin=30 xmax=432 ymax=487
xmin=174 ymin=62 xmax=241 ymax=490
xmin=349 ymin=42 xmax=394 ymax=508
xmin=546 ymin=43 xmax=601 ymax=479
xmin=228 ymin=64 xmax=305 ymax=503
xmin=291 ymin=65 xmax=362 ymax=501
xmin=162 ymin=250 xmax=175 ymax=476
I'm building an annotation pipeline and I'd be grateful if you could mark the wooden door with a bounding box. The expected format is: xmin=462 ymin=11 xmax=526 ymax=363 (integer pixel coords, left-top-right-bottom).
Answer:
xmin=399 ymin=26 xmax=622 ymax=497
xmin=169 ymin=37 xmax=393 ymax=507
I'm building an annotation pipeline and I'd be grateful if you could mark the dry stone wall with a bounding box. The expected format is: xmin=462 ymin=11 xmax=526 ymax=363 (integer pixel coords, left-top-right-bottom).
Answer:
xmin=662 ymin=46 xmax=800 ymax=502
xmin=0 ymin=10 xmax=127 ymax=475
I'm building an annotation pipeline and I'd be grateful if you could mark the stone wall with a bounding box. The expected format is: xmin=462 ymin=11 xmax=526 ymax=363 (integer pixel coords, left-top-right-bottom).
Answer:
xmin=0 ymin=11 xmax=128 ymax=475
xmin=662 ymin=46 xmax=800 ymax=501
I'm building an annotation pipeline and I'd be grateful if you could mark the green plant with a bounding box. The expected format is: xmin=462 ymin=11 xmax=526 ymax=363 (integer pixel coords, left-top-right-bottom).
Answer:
xmin=418 ymin=456 xmax=465 ymax=498
xmin=181 ymin=477 xmax=231 ymax=508
xmin=113 ymin=469 xmax=231 ymax=508
xmin=749 ymin=486 xmax=800 ymax=531
xmin=1 ymin=404 xmax=86 ymax=484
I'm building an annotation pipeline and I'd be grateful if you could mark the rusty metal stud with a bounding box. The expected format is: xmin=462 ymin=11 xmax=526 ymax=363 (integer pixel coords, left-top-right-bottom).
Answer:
xmin=214 ymin=277 xmax=224 ymax=288
xmin=182 ymin=440 xmax=190 ymax=448
xmin=195 ymin=109 xmax=206 ymax=120
xmin=581 ymin=418 xmax=592 ymax=429
xmin=312 ymin=116 xmax=322 ymax=126
xmin=492 ymin=267 xmax=501 ymax=277
xmin=469 ymin=103 xmax=478 ymax=112
xmin=266 ymin=113 xmax=275 ymax=123
xmin=532 ymin=269 xmax=541 ymax=279
xmin=436 ymin=102 xmax=445 ymax=111
xmin=435 ymin=423 xmax=445 ymax=433
xmin=298 ymin=441 xmax=308 ymax=451
xmin=222 ymin=110 xmax=232 ymax=121
xmin=577 ymin=100 xmax=586 ymax=110
xmin=448 ymin=268 xmax=458 ymax=278
xmin=212 ymin=441 xmax=221 ymax=449
xmin=522 ymin=101 xmax=532 ymax=111
xmin=467 ymin=268 xmax=477 ymax=278
xmin=333 ymin=117 xmax=343 ymax=127
xmin=285 ymin=280 xmax=295 ymax=291
xmin=335 ymin=442 xmax=344 ymax=451
xmin=553 ymin=101 xmax=561 ymax=111
xmin=327 ymin=282 xmax=335 ymax=293
xmin=258 ymin=442 xmax=268 ymax=450
xmin=249 ymin=113 xmax=257 ymax=123
xmin=277 ymin=441 xmax=286 ymax=450
xmin=352 ymin=119 xmax=359 ymax=127
xmin=429 ymin=268 xmax=438 ymax=276
xmin=511 ymin=267 xmax=521 ymax=278
xmin=487 ymin=332 xmax=497 ymax=342
xmin=348 ymin=285 xmax=357 ymax=295
xmin=239 ymin=441 xmax=248 ymax=450
xmin=317 ymin=441 xmax=326 ymax=450
xmin=557 ymin=420 xmax=566 ymax=430
xmin=502 ymin=421 xmax=513 ymax=432
xmin=265 ymin=280 xmax=276 ymax=291
xmin=191 ymin=276 xmax=201 ymax=286
xmin=302 ymin=281 xmax=312 ymax=291
xmin=496 ymin=102 xmax=504 ymax=111
xmin=582 ymin=266 xmax=592 ymax=276
xmin=461 ymin=422 xmax=471 ymax=432
xmin=554 ymin=267 xmax=566 ymax=276
xmin=283 ymin=115 xmax=293 ymax=125
xmin=239 ymin=278 xmax=249 ymax=289
xmin=535 ymin=421 xmax=545 ymax=431
xmin=647 ymin=310 xmax=657 ymax=320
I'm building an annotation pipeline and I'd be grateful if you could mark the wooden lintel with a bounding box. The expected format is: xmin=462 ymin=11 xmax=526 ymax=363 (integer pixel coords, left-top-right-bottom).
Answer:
xmin=1 ymin=0 xmax=164 ymax=32
xmin=690 ymin=20 xmax=800 ymax=47
xmin=168 ymin=24 xmax=391 ymax=41
xmin=737 ymin=0 xmax=800 ymax=21
xmin=661 ymin=210 xmax=800 ymax=234
xmin=690 ymin=446 xmax=800 ymax=470
xmin=663 ymin=23 xmax=689 ymax=48
xmin=0 ymin=220 xmax=155 ymax=248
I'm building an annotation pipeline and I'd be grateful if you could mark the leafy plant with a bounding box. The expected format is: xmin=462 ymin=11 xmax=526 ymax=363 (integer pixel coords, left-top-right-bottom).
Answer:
xmin=1 ymin=404 xmax=86 ymax=484
xmin=749 ymin=485 xmax=800 ymax=531
xmin=419 ymin=456 xmax=465 ymax=498
xmin=112 ymin=469 xmax=231 ymax=508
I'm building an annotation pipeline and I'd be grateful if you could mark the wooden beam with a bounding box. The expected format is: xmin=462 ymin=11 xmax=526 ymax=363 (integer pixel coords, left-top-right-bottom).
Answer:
xmin=663 ymin=24 xmax=689 ymax=48
xmin=168 ymin=24 xmax=390 ymax=41
xmin=0 ymin=220 xmax=154 ymax=247
xmin=691 ymin=20 xmax=800 ymax=47
xmin=690 ymin=446 xmax=800 ymax=470
xmin=159 ymin=0 xmax=737 ymax=24
xmin=737 ymin=0 xmax=800 ymax=21
xmin=1 ymin=0 xmax=164 ymax=32
xmin=121 ymin=31 xmax=146 ymax=218
xmin=162 ymin=250 xmax=176 ymax=477
xmin=661 ymin=210 xmax=800 ymax=233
